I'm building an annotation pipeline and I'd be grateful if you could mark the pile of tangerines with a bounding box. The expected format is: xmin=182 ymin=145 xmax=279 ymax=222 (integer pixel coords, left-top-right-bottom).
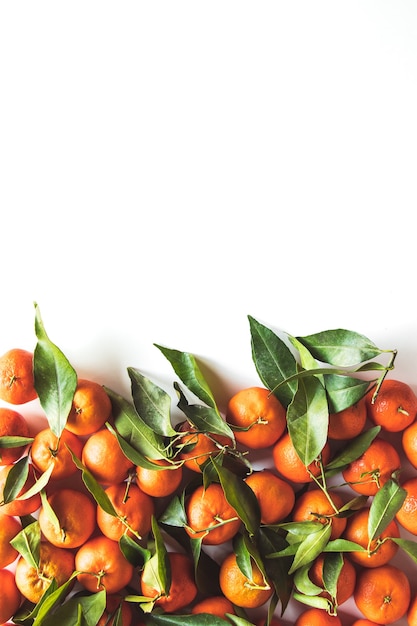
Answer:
xmin=1 ymin=308 xmax=417 ymax=625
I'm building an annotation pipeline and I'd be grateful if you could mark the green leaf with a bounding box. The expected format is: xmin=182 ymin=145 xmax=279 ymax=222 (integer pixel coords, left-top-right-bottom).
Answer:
xmin=258 ymin=527 xmax=293 ymax=612
xmin=321 ymin=552 xmax=343 ymax=600
xmin=296 ymin=328 xmax=384 ymax=367
xmin=248 ymin=315 xmax=298 ymax=408
xmin=0 ymin=435 xmax=34 ymax=449
xmin=323 ymin=538 xmax=366 ymax=553
xmin=31 ymin=575 xmax=82 ymax=626
xmin=176 ymin=383 xmax=235 ymax=440
xmin=33 ymin=302 xmax=78 ymax=437
xmin=392 ymin=537 xmax=417 ymax=564
xmin=158 ymin=492 xmax=188 ymax=528
xmin=289 ymin=523 xmax=332 ymax=574
xmin=292 ymin=592 xmax=332 ymax=611
xmin=69 ymin=450 xmax=118 ymax=517
xmin=324 ymin=374 xmax=371 ymax=413
xmin=105 ymin=387 xmax=167 ymax=460
xmin=325 ymin=425 xmax=381 ymax=473
xmin=368 ymin=478 xmax=407 ymax=541
xmin=154 ymin=344 xmax=218 ymax=410
xmin=141 ymin=517 xmax=171 ymax=601
xmin=128 ymin=367 xmax=177 ymax=437
xmin=10 ymin=520 xmax=41 ymax=569
xmin=294 ymin=564 xmax=322 ymax=596
xmin=15 ymin=463 xmax=55 ymax=501
xmin=286 ymin=375 xmax=328 ymax=466
xmin=146 ymin=615 xmax=235 ymax=625
xmin=119 ymin=533 xmax=151 ymax=567
xmin=2 ymin=454 xmax=29 ymax=504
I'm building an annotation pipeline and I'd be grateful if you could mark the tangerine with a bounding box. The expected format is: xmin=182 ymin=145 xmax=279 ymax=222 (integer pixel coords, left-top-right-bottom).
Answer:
xmin=351 ymin=621 xmax=382 ymax=626
xmin=81 ymin=427 xmax=134 ymax=485
xmin=309 ymin=553 xmax=356 ymax=608
xmin=185 ymin=482 xmax=241 ymax=545
xmin=342 ymin=437 xmax=401 ymax=496
xmin=219 ymin=551 xmax=273 ymax=609
xmin=177 ymin=423 xmax=231 ymax=473
xmin=343 ymin=506 xmax=399 ymax=568
xmin=244 ymin=469 xmax=295 ymax=524
xmin=76 ymin=534 xmax=134 ymax=594
xmin=291 ymin=488 xmax=347 ymax=540
xmin=395 ymin=476 xmax=417 ymax=535
xmin=97 ymin=593 xmax=133 ymax=626
xmin=272 ymin=431 xmax=331 ymax=483
xmin=328 ymin=397 xmax=367 ymax=440
xmin=366 ymin=379 xmax=417 ymax=432
xmin=226 ymin=386 xmax=286 ymax=449
xmin=0 ymin=568 xmax=21 ymax=624
xmin=65 ymin=378 xmax=112 ymax=436
xmin=294 ymin=607 xmax=342 ymax=625
xmin=0 ymin=408 xmax=31 ymax=465
xmin=97 ymin=481 xmax=154 ymax=541
xmin=354 ymin=564 xmax=411 ymax=624
xmin=30 ymin=427 xmax=84 ymax=480
xmin=140 ymin=551 xmax=198 ymax=613
xmin=408 ymin=593 xmax=417 ymax=626
xmin=402 ymin=419 xmax=417 ymax=469
xmin=0 ymin=513 xmax=21 ymax=568
xmin=191 ymin=595 xmax=235 ymax=620
xmin=136 ymin=458 xmax=183 ymax=498
xmin=0 ymin=348 xmax=37 ymax=405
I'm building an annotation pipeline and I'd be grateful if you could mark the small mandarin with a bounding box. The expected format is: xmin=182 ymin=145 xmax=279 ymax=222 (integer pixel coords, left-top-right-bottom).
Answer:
xmin=294 ymin=607 xmax=342 ymax=625
xmin=342 ymin=437 xmax=401 ymax=496
xmin=0 ymin=348 xmax=37 ymax=405
xmin=38 ymin=488 xmax=97 ymax=549
xmin=136 ymin=458 xmax=183 ymax=497
xmin=0 ymin=513 xmax=21 ymax=568
xmin=219 ymin=552 xmax=273 ymax=609
xmin=191 ymin=595 xmax=235 ymax=621
xmin=97 ymin=481 xmax=154 ymax=541
xmin=344 ymin=506 xmax=400 ymax=567
xmin=395 ymin=476 xmax=417 ymax=535
xmin=291 ymin=488 xmax=347 ymax=540
xmin=0 ymin=568 xmax=21 ymax=624
xmin=76 ymin=534 xmax=134 ymax=595
xmin=366 ymin=378 xmax=417 ymax=432
xmin=31 ymin=427 xmax=84 ymax=480
xmin=244 ymin=469 xmax=295 ymax=524
xmin=328 ymin=396 xmax=367 ymax=440
xmin=65 ymin=378 xmax=112 ymax=436
xmin=140 ymin=551 xmax=198 ymax=613
xmin=81 ymin=427 xmax=134 ymax=484
xmin=177 ymin=423 xmax=232 ymax=473
xmin=0 ymin=407 xmax=31 ymax=464
xmin=272 ymin=431 xmax=331 ymax=483
xmin=354 ymin=564 xmax=410 ymax=624
xmin=185 ymin=482 xmax=241 ymax=545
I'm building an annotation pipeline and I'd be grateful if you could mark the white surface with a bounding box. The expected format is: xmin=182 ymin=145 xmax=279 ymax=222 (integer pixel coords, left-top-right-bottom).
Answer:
xmin=1 ymin=2 xmax=417 ymax=624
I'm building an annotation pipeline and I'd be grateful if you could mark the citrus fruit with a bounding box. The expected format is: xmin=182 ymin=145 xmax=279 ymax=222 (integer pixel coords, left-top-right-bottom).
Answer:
xmin=395 ymin=476 xmax=417 ymax=535
xmin=0 ymin=348 xmax=37 ymax=405
xmin=0 ymin=568 xmax=21 ymax=623
xmin=136 ymin=458 xmax=183 ymax=497
xmin=140 ymin=551 xmax=198 ymax=613
xmin=219 ymin=551 xmax=273 ymax=609
xmin=0 ymin=513 xmax=21 ymax=568
xmin=354 ymin=564 xmax=411 ymax=624
xmin=191 ymin=595 xmax=235 ymax=620
xmin=408 ymin=593 xmax=417 ymax=626
xmin=272 ymin=431 xmax=331 ymax=483
xmin=401 ymin=419 xmax=417 ymax=469
xmin=294 ymin=607 xmax=342 ymax=625
xmin=226 ymin=386 xmax=286 ymax=449
xmin=343 ymin=506 xmax=400 ymax=567
xmin=0 ymin=463 xmax=42 ymax=516
xmin=97 ymin=593 xmax=133 ymax=626
xmin=342 ymin=437 xmax=401 ymax=496
xmin=81 ymin=427 xmax=134 ymax=484
xmin=351 ymin=621 xmax=382 ymax=626
xmin=75 ymin=534 xmax=134 ymax=594
xmin=328 ymin=397 xmax=367 ymax=440
xmin=0 ymin=407 xmax=31 ymax=465
xmin=244 ymin=468 xmax=295 ymax=524
xmin=185 ymin=482 xmax=241 ymax=545
xmin=30 ymin=426 xmax=84 ymax=480
xmin=38 ymin=487 xmax=97 ymax=549
xmin=291 ymin=488 xmax=347 ymax=540
xmin=177 ymin=423 xmax=232 ymax=473
xmin=15 ymin=540 xmax=75 ymax=604
xmin=96 ymin=481 xmax=154 ymax=541
xmin=65 ymin=378 xmax=112 ymax=436
xmin=308 ymin=553 xmax=356 ymax=607
xmin=366 ymin=378 xmax=417 ymax=432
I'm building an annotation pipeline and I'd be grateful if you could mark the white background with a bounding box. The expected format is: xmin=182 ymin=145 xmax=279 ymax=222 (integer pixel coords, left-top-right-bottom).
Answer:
xmin=1 ymin=2 xmax=417 ymax=624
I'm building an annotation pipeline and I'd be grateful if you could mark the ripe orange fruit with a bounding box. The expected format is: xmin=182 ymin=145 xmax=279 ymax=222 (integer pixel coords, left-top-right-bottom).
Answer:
xmin=136 ymin=458 xmax=183 ymax=498
xmin=191 ymin=595 xmax=235 ymax=620
xmin=177 ymin=423 xmax=232 ymax=473
xmin=0 ymin=463 xmax=42 ymax=516
xmin=294 ymin=607 xmax=342 ymax=625
xmin=140 ymin=551 xmax=198 ymax=613
xmin=0 ymin=348 xmax=37 ymax=405
xmin=328 ymin=397 xmax=367 ymax=440
xmin=342 ymin=437 xmax=401 ymax=496
xmin=308 ymin=553 xmax=356 ymax=607
xmin=354 ymin=564 xmax=411 ymax=624
xmin=65 ymin=378 xmax=112 ymax=436
xmin=76 ymin=534 xmax=134 ymax=594
xmin=351 ymin=621 xmax=382 ymax=626
xmin=401 ymin=419 xmax=417 ymax=469
xmin=38 ymin=487 xmax=97 ymax=549
xmin=0 ymin=568 xmax=21 ymax=624
xmin=30 ymin=427 xmax=84 ymax=480
xmin=185 ymin=482 xmax=241 ymax=545
xmin=408 ymin=593 xmax=417 ymax=626
xmin=219 ymin=551 xmax=273 ymax=609
xmin=15 ymin=540 xmax=75 ymax=604
xmin=0 ymin=513 xmax=21 ymax=568
xmin=244 ymin=469 xmax=295 ymax=524
xmin=81 ymin=427 xmax=134 ymax=485
xmin=0 ymin=407 xmax=31 ymax=464
xmin=395 ymin=476 xmax=417 ymax=535
xmin=272 ymin=431 xmax=331 ymax=483
xmin=97 ymin=594 xmax=133 ymax=626
xmin=291 ymin=488 xmax=347 ymax=540
xmin=226 ymin=386 xmax=286 ymax=449
xmin=366 ymin=378 xmax=417 ymax=432
xmin=343 ymin=506 xmax=399 ymax=568
xmin=97 ymin=481 xmax=154 ymax=541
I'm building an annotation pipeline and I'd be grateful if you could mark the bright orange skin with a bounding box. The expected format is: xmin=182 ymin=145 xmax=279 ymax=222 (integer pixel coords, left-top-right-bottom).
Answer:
xmin=15 ymin=541 xmax=75 ymax=604
xmin=140 ymin=552 xmax=198 ymax=613
xmin=81 ymin=427 xmax=134 ymax=485
xmin=38 ymin=488 xmax=97 ymax=549
xmin=0 ymin=407 xmax=31 ymax=464
xmin=0 ymin=513 xmax=21 ymax=567
xmin=344 ymin=507 xmax=400 ymax=568
xmin=402 ymin=419 xmax=417 ymax=469
xmin=191 ymin=595 xmax=235 ymax=621
xmin=292 ymin=488 xmax=347 ymax=540
xmin=342 ymin=437 xmax=401 ymax=496
xmin=354 ymin=564 xmax=411 ymax=625
xmin=97 ymin=482 xmax=154 ymax=541
xmin=76 ymin=534 xmax=134 ymax=594
xmin=136 ymin=458 xmax=183 ymax=497
xmin=177 ymin=424 xmax=232 ymax=473
xmin=351 ymin=621 xmax=383 ymax=626
xmin=65 ymin=378 xmax=112 ymax=436
xmin=226 ymin=387 xmax=286 ymax=449
xmin=295 ymin=607 xmax=342 ymax=625
xmin=0 ymin=348 xmax=37 ymax=405
xmin=185 ymin=482 xmax=241 ymax=545
xmin=0 ymin=568 xmax=21 ymax=623
xmin=0 ymin=463 xmax=42 ymax=516
xmin=272 ymin=431 xmax=331 ymax=483
xmin=308 ymin=553 xmax=356 ymax=606
xmin=408 ymin=594 xmax=417 ymax=626
xmin=244 ymin=469 xmax=295 ymax=524
xmin=97 ymin=594 xmax=133 ymax=626
xmin=366 ymin=379 xmax=417 ymax=432
xmin=328 ymin=397 xmax=367 ymax=440
xmin=31 ymin=427 xmax=84 ymax=480
xmin=395 ymin=476 xmax=417 ymax=535
xmin=219 ymin=552 xmax=273 ymax=609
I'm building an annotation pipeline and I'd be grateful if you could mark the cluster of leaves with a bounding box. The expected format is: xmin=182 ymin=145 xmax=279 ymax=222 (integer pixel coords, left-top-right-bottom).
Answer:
xmin=2 ymin=305 xmax=417 ymax=625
